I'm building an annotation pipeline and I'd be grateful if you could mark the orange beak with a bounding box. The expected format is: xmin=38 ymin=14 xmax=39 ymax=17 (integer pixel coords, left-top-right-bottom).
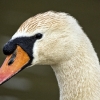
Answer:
xmin=0 ymin=45 xmax=30 ymax=84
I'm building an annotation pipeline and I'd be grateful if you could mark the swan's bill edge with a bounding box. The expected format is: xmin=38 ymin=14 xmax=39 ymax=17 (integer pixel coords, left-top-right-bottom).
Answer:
xmin=0 ymin=45 xmax=30 ymax=84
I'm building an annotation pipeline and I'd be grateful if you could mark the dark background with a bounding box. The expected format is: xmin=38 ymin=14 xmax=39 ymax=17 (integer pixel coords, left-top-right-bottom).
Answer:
xmin=0 ymin=0 xmax=100 ymax=100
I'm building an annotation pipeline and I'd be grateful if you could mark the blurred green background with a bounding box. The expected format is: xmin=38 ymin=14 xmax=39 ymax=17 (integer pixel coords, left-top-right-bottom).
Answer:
xmin=0 ymin=0 xmax=100 ymax=100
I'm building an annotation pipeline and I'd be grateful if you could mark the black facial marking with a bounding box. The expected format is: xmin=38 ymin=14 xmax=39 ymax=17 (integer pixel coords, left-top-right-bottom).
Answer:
xmin=3 ymin=36 xmax=36 ymax=59
xmin=3 ymin=33 xmax=43 ymax=65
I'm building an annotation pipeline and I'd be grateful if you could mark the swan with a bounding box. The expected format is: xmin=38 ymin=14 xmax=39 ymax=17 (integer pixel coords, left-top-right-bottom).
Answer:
xmin=0 ymin=11 xmax=100 ymax=100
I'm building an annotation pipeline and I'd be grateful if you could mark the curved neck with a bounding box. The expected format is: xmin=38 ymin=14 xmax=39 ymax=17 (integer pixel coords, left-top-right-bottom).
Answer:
xmin=51 ymin=51 xmax=100 ymax=100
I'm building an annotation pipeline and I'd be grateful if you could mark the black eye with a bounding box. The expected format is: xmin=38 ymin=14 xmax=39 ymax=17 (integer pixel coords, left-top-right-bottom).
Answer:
xmin=35 ymin=33 xmax=43 ymax=39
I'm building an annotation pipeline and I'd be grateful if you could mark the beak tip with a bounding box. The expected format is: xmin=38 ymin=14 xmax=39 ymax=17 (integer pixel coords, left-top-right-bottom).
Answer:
xmin=0 ymin=46 xmax=30 ymax=85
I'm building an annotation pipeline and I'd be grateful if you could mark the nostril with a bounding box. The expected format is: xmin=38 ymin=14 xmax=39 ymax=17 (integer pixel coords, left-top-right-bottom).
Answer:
xmin=8 ymin=51 xmax=16 ymax=65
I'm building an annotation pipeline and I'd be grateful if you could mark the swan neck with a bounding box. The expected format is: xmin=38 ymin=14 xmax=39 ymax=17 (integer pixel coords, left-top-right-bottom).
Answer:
xmin=51 ymin=55 xmax=100 ymax=100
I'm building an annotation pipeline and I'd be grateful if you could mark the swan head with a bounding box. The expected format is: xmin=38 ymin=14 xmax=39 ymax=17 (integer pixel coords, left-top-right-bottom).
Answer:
xmin=0 ymin=11 xmax=83 ymax=84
